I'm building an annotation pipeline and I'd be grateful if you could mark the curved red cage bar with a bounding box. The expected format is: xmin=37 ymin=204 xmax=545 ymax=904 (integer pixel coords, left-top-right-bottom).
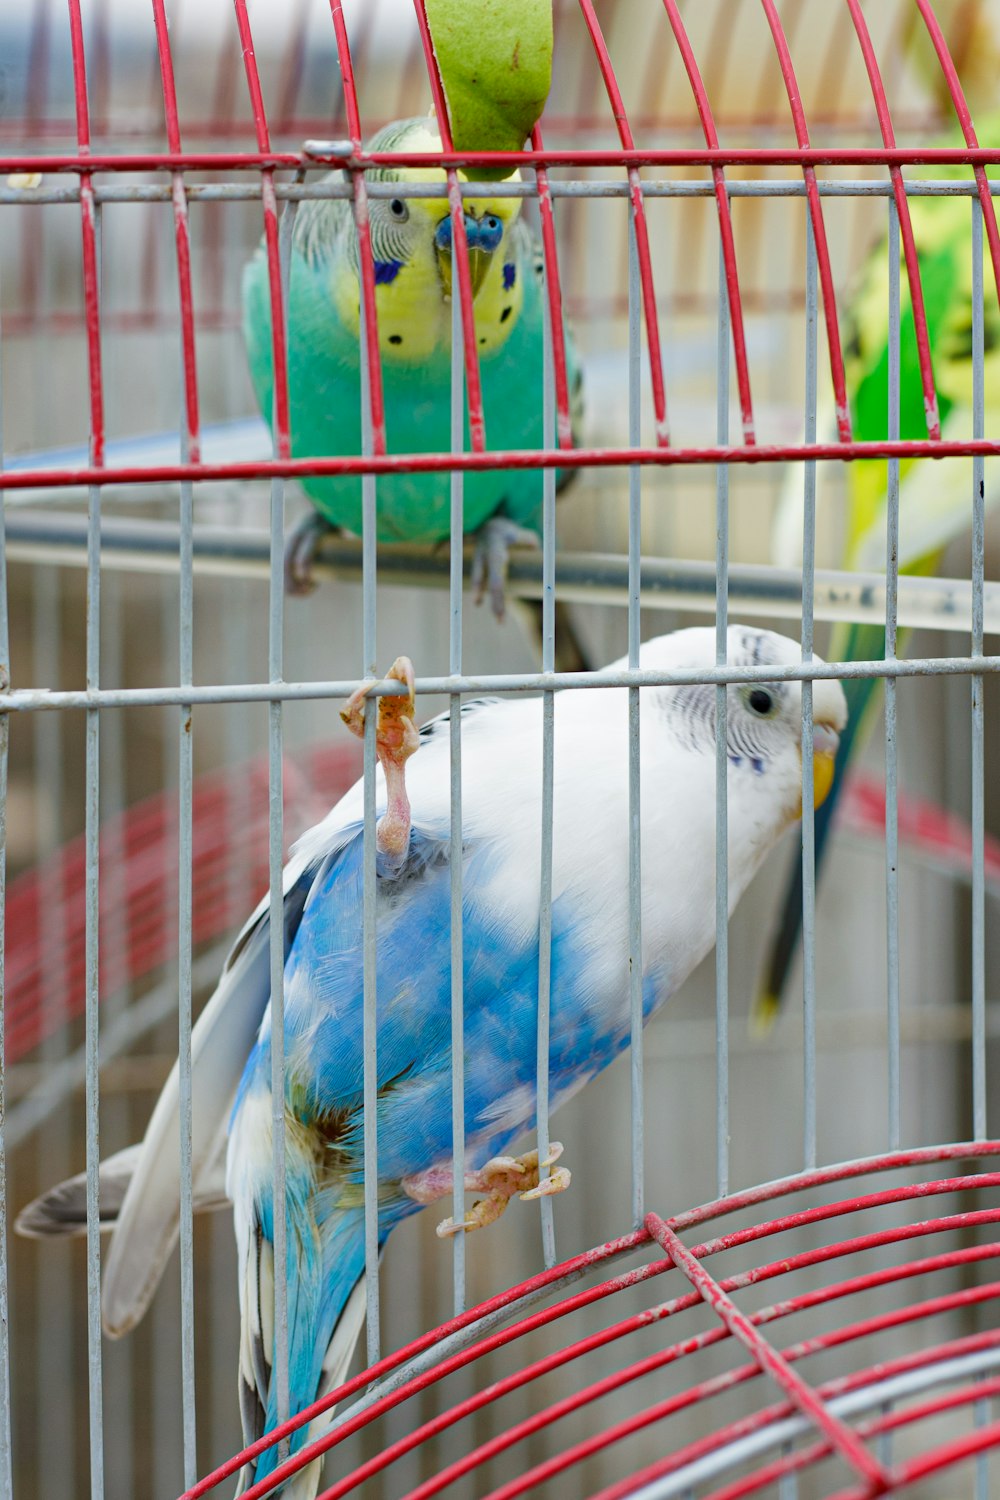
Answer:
xmin=659 ymin=0 xmax=756 ymax=445
xmin=150 ymin=0 xmax=201 ymax=461
xmin=411 ymin=0 xmax=488 ymax=454
xmin=174 ymin=1145 xmax=1000 ymax=1499
xmin=66 ymin=0 xmax=104 ymax=469
xmin=844 ymin=0 xmax=940 ymax=442
xmin=759 ymin=0 xmax=851 ymax=442
xmin=232 ymin=0 xmax=292 ymax=461
xmin=577 ymin=0 xmax=670 ymax=446
xmin=329 ymin=0 xmax=389 ymax=457
xmin=531 ymin=127 xmax=576 ymax=452
xmin=916 ymin=0 xmax=1000 ymax=323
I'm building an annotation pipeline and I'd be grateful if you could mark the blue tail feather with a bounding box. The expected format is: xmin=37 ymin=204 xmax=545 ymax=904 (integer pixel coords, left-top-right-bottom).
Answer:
xmin=252 ymin=1200 xmax=367 ymax=1491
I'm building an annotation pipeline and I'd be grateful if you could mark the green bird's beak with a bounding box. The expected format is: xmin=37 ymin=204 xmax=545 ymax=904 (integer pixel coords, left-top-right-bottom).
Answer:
xmin=434 ymin=210 xmax=505 ymax=300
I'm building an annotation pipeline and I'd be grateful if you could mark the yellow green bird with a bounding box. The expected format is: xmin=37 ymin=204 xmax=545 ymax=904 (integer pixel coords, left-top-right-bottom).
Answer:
xmin=758 ymin=123 xmax=1000 ymax=1028
xmin=242 ymin=116 xmax=582 ymax=611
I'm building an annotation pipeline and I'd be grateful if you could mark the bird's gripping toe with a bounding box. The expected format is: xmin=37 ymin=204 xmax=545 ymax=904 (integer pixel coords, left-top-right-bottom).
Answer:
xmin=470 ymin=516 xmax=540 ymax=622
xmin=284 ymin=511 xmax=339 ymax=596
xmin=416 ymin=1143 xmax=571 ymax=1237
xmin=341 ymin=657 xmax=419 ymax=864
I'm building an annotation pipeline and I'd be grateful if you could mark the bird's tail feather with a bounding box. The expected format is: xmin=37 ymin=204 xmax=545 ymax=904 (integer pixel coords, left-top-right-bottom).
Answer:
xmin=237 ymin=1191 xmax=368 ymax=1500
xmin=15 ymin=1143 xmax=229 ymax=1239
xmin=751 ymin=621 xmax=885 ymax=1031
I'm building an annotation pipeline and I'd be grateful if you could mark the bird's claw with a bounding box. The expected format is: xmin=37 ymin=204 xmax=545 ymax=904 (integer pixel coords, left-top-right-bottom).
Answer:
xmin=470 ymin=517 xmax=540 ymax=621
xmin=433 ymin=1142 xmax=571 ymax=1235
xmin=339 ymin=680 xmax=376 ymax=739
xmin=341 ymin=657 xmax=418 ymax=765
xmin=436 ymin=1215 xmax=479 ymax=1239
xmin=284 ymin=512 xmax=336 ymax=597
xmin=520 ymin=1166 xmax=572 ymax=1201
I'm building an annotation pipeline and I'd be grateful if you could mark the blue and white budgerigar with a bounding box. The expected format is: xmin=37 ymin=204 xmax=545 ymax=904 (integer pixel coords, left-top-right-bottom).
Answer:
xmin=242 ymin=115 xmax=583 ymax=613
xmin=19 ymin=626 xmax=845 ymax=1498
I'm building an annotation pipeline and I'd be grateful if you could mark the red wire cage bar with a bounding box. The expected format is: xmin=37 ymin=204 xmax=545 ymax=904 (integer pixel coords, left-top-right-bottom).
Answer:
xmin=6 ymin=0 xmax=1000 ymax=488
xmin=175 ymin=1143 xmax=1000 ymax=1499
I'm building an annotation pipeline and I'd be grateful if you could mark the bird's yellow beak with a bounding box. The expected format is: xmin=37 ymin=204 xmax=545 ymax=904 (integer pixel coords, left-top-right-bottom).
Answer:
xmin=811 ymin=721 xmax=840 ymax=810
xmin=434 ymin=209 xmax=505 ymax=301
xmin=794 ymin=721 xmax=840 ymax=819
xmin=436 ymin=243 xmax=494 ymax=300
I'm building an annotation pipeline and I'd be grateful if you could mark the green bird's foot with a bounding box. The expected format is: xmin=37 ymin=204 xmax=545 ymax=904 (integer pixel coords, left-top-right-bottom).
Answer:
xmin=470 ymin=516 xmax=540 ymax=622
xmin=401 ymin=1143 xmax=571 ymax=1236
xmin=284 ymin=510 xmax=337 ymax=597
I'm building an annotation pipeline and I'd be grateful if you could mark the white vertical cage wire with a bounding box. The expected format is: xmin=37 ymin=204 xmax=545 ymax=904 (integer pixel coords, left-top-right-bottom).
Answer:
xmin=2 ymin=1 xmax=1000 ymax=1497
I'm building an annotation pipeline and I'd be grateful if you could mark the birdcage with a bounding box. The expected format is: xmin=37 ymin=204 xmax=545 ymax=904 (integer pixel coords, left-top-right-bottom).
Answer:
xmin=2 ymin=0 xmax=1000 ymax=1496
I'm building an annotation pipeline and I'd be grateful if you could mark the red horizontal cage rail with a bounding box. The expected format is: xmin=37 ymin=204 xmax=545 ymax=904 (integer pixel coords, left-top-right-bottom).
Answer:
xmin=427 ymin=1214 xmax=1000 ymax=1500
xmin=10 ymin=145 xmax=1000 ymax=172
xmin=10 ymin=434 xmax=1000 ymax=498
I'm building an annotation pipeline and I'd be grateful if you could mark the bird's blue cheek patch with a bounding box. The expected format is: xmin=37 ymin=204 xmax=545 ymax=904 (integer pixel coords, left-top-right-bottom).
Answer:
xmin=374 ymin=259 xmax=403 ymax=285
xmin=502 ymin=263 xmax=516 ymax=290
xmin=728 ymin=753 xmax=767 ymax=776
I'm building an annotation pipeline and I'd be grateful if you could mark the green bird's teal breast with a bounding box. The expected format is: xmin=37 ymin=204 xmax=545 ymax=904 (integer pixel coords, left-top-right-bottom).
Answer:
xmin=242 ymin=227 xmax=573 ymax=545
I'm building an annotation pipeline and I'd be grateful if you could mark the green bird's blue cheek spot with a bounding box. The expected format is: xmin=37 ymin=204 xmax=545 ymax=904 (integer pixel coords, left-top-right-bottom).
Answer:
xmin=503 ymin=263 xmax=516 ymax=289
xmin=374 ymin=259 xmax=403 ymax=285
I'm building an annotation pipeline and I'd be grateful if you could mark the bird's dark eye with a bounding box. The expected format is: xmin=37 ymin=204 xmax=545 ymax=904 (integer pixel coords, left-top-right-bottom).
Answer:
xmin=388 ymin=198 xmax=409 ymax=221
xmin=748 ymin=688 xmax=775 ymax=716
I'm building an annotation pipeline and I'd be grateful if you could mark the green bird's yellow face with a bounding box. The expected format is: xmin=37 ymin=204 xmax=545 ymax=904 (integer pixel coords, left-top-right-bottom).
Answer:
xmin=332 ymin=118 xmax=526 ymax=364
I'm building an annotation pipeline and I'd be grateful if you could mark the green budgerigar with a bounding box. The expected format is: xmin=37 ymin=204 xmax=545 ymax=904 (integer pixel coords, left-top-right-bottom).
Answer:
xmin=242 ymin=115 xmax=582 ymax=611
xmin=757 ymin=128 xmax=1000 ymax=1027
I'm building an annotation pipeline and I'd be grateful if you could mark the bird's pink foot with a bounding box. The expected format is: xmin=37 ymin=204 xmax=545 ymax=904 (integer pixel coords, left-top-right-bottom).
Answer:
xmin=341 ymin=657 xmax=419 ymax=864
xmin=401 ymin=1144 xmax=571 ymax=1237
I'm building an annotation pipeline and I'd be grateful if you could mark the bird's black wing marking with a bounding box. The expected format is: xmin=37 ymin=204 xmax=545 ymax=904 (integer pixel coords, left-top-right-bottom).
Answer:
xmin=417 ymin=696 xmax=502 ymax=745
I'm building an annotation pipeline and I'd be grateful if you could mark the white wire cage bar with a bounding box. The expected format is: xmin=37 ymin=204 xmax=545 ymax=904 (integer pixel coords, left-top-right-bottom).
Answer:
xmin=1 ymin=1 xmax=1000 ymax=1497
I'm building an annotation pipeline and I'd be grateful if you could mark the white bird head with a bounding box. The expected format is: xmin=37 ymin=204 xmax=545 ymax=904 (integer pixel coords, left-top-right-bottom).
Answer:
xmin=636 ymin=625 xmax=847 ymax=831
